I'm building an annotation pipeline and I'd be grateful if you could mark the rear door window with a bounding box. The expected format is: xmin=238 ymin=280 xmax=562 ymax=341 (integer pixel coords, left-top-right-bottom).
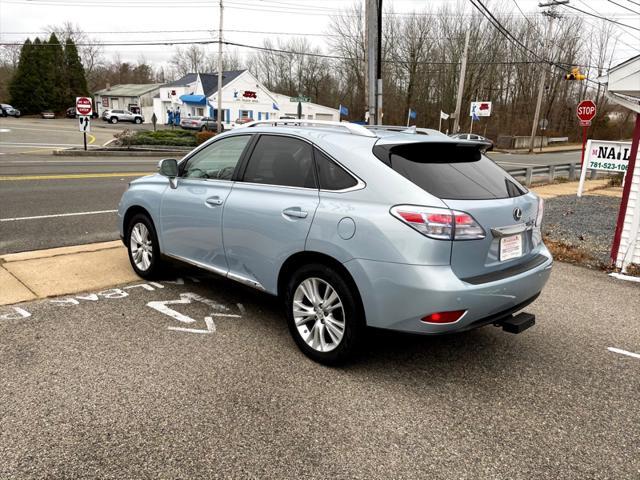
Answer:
xmin=373 ymin=142 xmax=527 ymax=200
xmin=242 ymin=135 xmax=316 ymax=188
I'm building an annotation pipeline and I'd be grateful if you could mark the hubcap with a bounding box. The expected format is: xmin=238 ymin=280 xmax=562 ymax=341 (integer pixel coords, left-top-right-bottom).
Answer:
xmin=293 ymin=277 xmax=345 ymax=353
xmin=130 ymin=223 xmax=153 ymax=271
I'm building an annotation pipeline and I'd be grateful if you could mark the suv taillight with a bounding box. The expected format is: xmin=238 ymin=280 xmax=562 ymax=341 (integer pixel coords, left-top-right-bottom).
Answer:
xmin=390 ymin=205 xmax=485 ymax=240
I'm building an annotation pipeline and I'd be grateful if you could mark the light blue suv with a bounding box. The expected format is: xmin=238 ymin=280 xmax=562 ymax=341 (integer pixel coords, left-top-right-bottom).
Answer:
xmin=118 ymin=120 xmax=552 ymax=364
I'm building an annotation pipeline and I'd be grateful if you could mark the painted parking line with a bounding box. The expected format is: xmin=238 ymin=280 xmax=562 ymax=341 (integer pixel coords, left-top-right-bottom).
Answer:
xmin=0 ymin=209 xmax=118 ymax=222
xmin=0 ymin=172 xmax=150 ymax=181
xmin=608 ymin=347 xmax=640 ymax=360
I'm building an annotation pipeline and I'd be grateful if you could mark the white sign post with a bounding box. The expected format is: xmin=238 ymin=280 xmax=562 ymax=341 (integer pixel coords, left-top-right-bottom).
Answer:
xmin=76 ymin=97 xmax=93 ymax=151
xmin=577 ymin=140 xmax=635 ymax=197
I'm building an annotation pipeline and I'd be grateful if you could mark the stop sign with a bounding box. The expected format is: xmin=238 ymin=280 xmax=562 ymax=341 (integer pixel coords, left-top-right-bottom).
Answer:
xmin=76 ymin=96 xmax=93 ymax=116
xmin=576 ymin=100 xmax=596 ymax=122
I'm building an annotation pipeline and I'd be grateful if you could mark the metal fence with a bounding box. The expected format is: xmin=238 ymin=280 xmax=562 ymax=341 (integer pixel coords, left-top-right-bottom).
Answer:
xmin=504 ymin=162 xmax=602 ymax=187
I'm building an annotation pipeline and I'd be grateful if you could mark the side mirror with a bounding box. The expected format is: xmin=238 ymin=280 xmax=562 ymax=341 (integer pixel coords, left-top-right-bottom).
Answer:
xmin=158 ymin=158 xmax=178 ymax=177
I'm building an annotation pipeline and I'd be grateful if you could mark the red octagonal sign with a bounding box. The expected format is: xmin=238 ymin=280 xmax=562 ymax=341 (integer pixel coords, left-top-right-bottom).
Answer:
xmin=576 ymin=100 xmax=596 ymax=122
xmin=76 ymin=96 xmax=93 ymax=116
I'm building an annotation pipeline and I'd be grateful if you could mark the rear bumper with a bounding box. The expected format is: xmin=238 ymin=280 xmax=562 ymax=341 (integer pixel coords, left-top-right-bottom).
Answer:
xmin=343 ymin=248 xmax=553 ymax=334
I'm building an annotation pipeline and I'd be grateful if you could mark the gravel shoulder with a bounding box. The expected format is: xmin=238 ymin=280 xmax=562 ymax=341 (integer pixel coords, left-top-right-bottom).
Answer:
xmin=542 ymin=194 xmax=621 ymax=268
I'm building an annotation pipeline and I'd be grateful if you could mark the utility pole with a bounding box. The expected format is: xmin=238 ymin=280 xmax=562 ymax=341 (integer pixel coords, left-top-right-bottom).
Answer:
xmin=375 ymin=0 xmax=383 ymax=124
xmin=366 ymin=0 xmax=377 ymax=125
xmin=216 ymin=0 xmax=223 ymax=134
xmin=528 ymin=1 xmax=566 ymax=152
xmin=453 ymin=28 xmax=471 ymax=134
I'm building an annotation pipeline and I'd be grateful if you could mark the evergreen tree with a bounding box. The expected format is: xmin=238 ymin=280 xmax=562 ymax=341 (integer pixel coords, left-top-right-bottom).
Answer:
xmin=64 ymin=38 xmax=88 ymax=104
xmin=9 ymin=38 xmax=47 ymax=113
xmin=46 ymin=33 xmax=66 ymax=110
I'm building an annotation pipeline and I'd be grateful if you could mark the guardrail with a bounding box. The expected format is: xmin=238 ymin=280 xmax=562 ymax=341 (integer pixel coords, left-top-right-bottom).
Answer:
xmin=503 ymin=162 xmax=601 ymax=186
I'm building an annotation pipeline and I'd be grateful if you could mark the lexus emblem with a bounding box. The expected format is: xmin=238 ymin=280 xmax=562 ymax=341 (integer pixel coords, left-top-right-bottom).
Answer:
xmin=513 ymin=208 xmax=523 ymax=221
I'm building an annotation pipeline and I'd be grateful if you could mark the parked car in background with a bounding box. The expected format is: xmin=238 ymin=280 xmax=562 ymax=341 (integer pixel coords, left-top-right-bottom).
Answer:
xmin=118 ymin=120 xmax=551 ymax=365
xmin=180 ymin=116 xmax=223 ymax=132
xmin=1 ymin=104 xmax=21 ymax=117
xmin=450 ymin=133 xmax=494 ymax=152
xmin=234 ymin=117 xmax=253 ymax=125
xmin=102 ymin=109 xmax=144 ymax=124
xmin=66 ymin=107 xmax=99 ymax=119
xmin=41 ymin=111 xmax=55 ymax=119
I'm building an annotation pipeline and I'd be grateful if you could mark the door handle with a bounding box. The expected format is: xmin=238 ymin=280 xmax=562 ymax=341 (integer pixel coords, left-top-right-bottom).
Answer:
xmin=205 ymin=196 xmax=224 ymax=206
xmin=282 ymin=208 xmax=308 ymax=219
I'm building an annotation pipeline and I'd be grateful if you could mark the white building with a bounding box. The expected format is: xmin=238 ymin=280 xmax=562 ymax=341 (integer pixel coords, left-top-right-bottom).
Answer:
xmin=94 ymin=83 xmax=163 ymax=122
xmin=153 ymin=70 xmax=339 ymax=127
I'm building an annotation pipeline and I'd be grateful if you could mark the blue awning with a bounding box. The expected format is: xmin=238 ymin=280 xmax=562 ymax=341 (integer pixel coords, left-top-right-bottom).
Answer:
xmin=179 ymin=94 xmax=206 ymax=105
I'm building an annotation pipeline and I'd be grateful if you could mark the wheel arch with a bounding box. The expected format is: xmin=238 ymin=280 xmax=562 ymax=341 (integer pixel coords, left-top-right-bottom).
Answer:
xmin=277 ymin=251 xmax=364 ymax=315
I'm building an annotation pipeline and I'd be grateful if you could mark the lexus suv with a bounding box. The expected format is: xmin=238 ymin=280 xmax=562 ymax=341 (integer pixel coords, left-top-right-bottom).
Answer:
xmin=117 ymin=120 xmax=552 ymax=364
xmin=102 ymin=109 xmax=144 ymax=124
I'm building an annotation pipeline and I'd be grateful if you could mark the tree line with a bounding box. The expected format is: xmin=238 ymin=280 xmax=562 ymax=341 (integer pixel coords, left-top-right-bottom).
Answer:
xmin=0 ymin=5 xmax=633 ymax=139
xmin=9 ymin=34 xmax=88 ymax=114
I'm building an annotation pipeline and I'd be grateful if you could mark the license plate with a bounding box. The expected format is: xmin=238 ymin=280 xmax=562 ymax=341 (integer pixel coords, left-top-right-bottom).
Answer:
xmin=500 ymin=234 xmax=523 ymax=261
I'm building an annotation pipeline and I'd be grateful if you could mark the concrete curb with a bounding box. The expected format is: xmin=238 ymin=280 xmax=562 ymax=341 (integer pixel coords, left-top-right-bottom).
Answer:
xmin=0 ymin=241 xmax=139 ymax=306
xmin=494 ymin=145 xmax=582 ymax=155
xmin=53 ymin=150 xmax=183 ymax=157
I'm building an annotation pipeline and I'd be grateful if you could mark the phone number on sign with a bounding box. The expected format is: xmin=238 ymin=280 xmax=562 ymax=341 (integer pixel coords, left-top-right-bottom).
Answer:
xmin=588 ymin=161 xmax=627 ymax=172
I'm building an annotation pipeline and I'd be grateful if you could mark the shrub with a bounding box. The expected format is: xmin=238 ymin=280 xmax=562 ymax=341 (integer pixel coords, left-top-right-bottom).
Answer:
xmin=119 ymin=129 xmax=197 ymax=147
xmin=196 ymin=131 xmax=216 ymax=145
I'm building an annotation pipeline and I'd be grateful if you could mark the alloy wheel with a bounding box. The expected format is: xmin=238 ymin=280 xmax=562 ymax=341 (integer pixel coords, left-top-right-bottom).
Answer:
xmin=130 ymin=222 xmax=153 ymax=271
xmin=292 ymin=277 xmax=345 ymax=352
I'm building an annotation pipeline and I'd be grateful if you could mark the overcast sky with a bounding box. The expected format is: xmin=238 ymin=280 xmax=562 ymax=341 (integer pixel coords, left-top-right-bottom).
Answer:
xmin=1 ymin=0 xmax=638 ymax=68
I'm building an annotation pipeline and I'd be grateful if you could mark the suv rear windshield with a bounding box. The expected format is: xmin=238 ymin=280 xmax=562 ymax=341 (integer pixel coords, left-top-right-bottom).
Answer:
xmin=373 ymin=142 xmax=527 ymax=200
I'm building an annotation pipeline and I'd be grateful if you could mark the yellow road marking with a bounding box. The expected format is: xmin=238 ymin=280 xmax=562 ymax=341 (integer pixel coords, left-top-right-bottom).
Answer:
xmin=88 ymin=134 xmax=96 ymax=145
xmin=0 ymin=172 xmax=151 ymax=181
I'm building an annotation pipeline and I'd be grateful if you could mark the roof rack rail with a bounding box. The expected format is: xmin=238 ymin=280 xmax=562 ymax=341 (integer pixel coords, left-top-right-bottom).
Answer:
xmin=365 ymin=125 xmax=447 ymax=136
xmin=240 ymin=119 xmax=377 ymax=137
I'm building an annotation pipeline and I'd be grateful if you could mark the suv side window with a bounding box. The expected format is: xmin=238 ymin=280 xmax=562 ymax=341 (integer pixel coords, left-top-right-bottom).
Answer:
xmin=242 ymin=135 xmax=316 ymax=188
xmin=182 ymin=135 xmax=251 ymax=180
xmin=314 ymin=149 xmax=358 ymax=190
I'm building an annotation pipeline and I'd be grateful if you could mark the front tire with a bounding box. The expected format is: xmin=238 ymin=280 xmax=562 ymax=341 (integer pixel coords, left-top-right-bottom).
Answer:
xmin=284 ymin=263 xmax=365 ymax=365
xmin=126 ymin=213 xmax=164 ymax=279
xmin=134 ymin=117 xmax=142 ymax=124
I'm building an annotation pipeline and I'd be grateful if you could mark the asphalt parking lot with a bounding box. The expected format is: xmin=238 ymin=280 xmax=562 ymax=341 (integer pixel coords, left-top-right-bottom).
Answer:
xmin=1 ymin=262 xmax=638 ymax=479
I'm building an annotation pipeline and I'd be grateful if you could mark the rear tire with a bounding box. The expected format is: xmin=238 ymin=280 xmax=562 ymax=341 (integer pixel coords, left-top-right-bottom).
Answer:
xmin=126 ymin=213 xmax=164 ymax=279
xmin=110 ymin=117 xmax=118 ymax=124
xmin=134 ymin=117 xmax=142 ymax=124
xmin=284 ymin=263 xmax=365 ymax=365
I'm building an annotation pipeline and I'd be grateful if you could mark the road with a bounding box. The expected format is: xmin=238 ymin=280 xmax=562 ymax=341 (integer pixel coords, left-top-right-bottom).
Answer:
xmin=0 ymin=119 xmax=581 ymax=255
xmin=0 ymin=262 xmax=638 ymax=479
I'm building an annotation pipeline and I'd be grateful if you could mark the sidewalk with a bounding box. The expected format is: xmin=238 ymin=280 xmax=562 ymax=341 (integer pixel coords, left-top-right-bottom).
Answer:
xmin=0 ymin=241 xmax=138 ymax=306
xmin=0 ymin=179 xmax=622 ymax=307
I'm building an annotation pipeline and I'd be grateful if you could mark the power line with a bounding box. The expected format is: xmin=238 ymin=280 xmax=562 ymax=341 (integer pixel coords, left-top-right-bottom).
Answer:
xmin=468 ymin=0 xmax=603 ymax=86
xmin=551 ymin=1 xmax=640 ymax=32
xmin=607 ymin=0 xmax=640 ymax=14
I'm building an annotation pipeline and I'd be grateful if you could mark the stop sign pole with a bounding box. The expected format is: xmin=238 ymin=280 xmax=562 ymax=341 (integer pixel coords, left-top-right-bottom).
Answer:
xmin=577 ymin=100 xmax=596 ymax=168
xmin=76 ymin=97 xmax=93 ymax=151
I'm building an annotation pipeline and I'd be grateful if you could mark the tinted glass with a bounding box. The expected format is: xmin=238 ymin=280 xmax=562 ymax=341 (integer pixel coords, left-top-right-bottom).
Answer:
xmin=243 ymin=135 xmax=315 ymax=188
xmin=183 ymin=135 xmax=251 ymax=180
xmin=315 ymin=149 xmax=357 ymax=190
xmin=373 ymin=142 xmax=527 ymax=200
